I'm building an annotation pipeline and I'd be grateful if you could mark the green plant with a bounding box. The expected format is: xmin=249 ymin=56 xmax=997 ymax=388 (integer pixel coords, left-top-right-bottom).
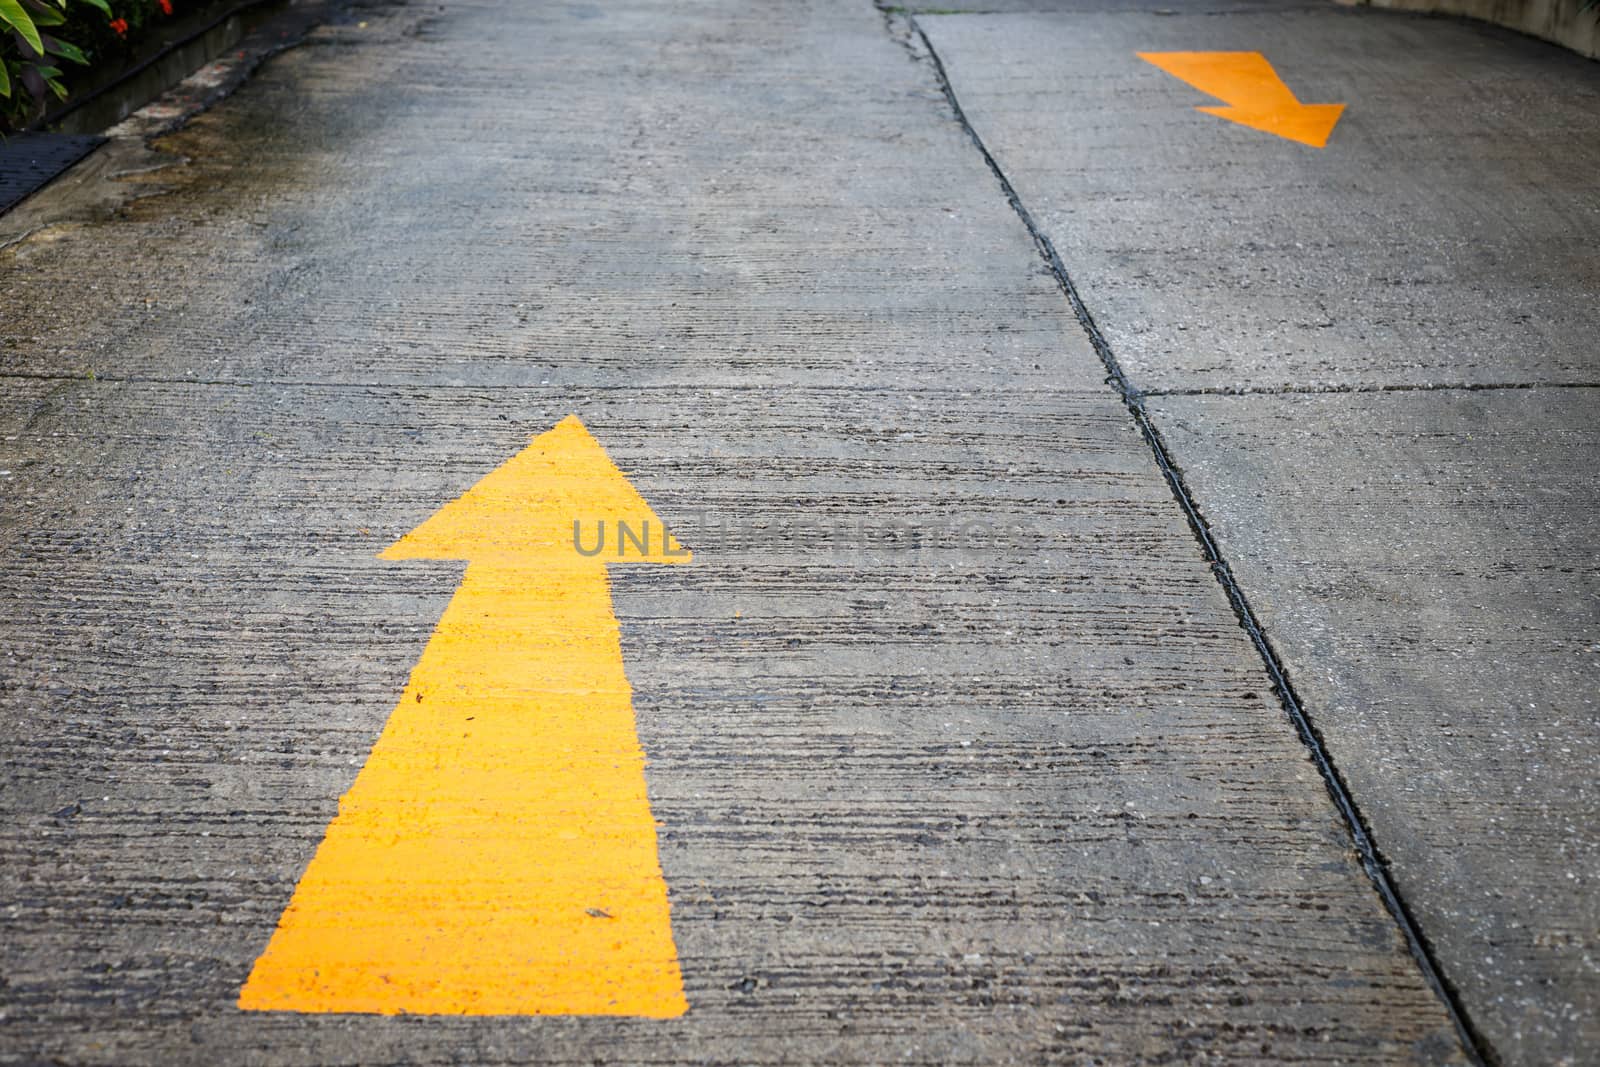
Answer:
xmin=1 ymin=0 xmax=110 ymax=129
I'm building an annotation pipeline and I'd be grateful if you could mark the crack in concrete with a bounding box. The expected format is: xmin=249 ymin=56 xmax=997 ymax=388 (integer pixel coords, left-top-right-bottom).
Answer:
xmin=1144 ymin=381 xmax=1600 ymax=396
xmin=0 ymin=370 xmax=1121 ymax=394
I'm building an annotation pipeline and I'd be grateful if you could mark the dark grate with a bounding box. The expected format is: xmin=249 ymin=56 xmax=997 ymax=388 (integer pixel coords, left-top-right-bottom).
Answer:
xmin=0 ymin=133 xmax=106 ymax=217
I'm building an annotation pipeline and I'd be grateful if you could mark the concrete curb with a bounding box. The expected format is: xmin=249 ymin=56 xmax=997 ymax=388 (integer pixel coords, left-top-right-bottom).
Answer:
xmin=0 ymin=0 xmax=347 ymax=250
xmin=1355 ymin=0 xmax=1600 ymax=59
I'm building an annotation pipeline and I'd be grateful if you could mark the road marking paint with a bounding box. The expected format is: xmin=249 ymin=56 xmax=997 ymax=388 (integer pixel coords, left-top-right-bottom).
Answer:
xmin=239 ymin=415 xmax=689 ymax=1017
xmin=1138 ymin=51 xmax=1345 ymax=148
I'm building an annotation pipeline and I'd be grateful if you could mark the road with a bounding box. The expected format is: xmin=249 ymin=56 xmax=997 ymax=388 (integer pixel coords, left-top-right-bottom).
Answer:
xmin=0 ymin=0 xmax=1595 ymax=1063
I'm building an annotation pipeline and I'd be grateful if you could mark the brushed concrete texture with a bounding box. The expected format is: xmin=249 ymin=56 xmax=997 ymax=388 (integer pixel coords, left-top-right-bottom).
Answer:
xmin=1 ymin=4 xmax=1092 ymax=393
xmin=0 ymin=380 xmax=1467 ymax=1064
xmin=1148 ymin=388 xmax=1600 ymax=1065
xmin=0 ymin=0 xmax=1466 ymax=1063
xmin=919 ymin=7 xmax=1600 ymax=391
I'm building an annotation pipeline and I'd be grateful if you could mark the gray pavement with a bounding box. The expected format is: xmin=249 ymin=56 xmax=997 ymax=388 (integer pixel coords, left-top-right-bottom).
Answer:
xmin=1147 ymin=389 xmax=1599 ymax=1061
xmin=919 ymin=4 xmax=1600 ymax=1062
xmin=921 ymin=4 xmax=1600 ymax=391
xmin=0 ymin=0 xmax=1594 ymax=1064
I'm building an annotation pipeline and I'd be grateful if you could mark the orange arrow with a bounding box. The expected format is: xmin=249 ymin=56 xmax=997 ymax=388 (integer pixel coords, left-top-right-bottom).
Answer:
xmin=239 ymin=416 xmax=690 ymax=1016
xmin=1138 ymin=51 xmax=1344 ymax=148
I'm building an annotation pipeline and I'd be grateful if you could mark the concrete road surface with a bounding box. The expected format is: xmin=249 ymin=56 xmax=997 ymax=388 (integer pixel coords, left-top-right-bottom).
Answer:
xmin=0 ymin=0 xmax=1594 ymax=1063
xmin=917 ymin=5 xmax=1599 ymax=1060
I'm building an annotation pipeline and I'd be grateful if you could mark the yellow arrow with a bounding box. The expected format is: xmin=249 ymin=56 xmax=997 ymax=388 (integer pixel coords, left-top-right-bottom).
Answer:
xmin=1138 ymin=51 xmax=1345 ymax=148
xmin=239 ymin=415 xmax=690 ymax=1017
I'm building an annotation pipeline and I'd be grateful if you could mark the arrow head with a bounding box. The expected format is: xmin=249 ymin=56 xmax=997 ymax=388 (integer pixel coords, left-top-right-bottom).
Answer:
xmin=1139 ymin=51 xmax=1345 ymax=148
xmin=381 ymin=415 xmax=691 ymax=567
xmin=1195 ymin=102 xmax=1345 ymax=148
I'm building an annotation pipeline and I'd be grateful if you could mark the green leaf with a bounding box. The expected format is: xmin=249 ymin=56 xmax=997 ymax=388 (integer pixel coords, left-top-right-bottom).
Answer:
xmin=0 ymin=0 xmax=44 ymax=55
xmin=26 ymin=4 xmax=65 ymax=25
xmin=75 ymin=0 xmax=109 ymax=16
xmin=42 ymin=35 xmax=86 ymax=63
xmin=45 ymin=75 xmax=67 ymax=100
xmin=0 ymin=60 xmax=11 ymax=99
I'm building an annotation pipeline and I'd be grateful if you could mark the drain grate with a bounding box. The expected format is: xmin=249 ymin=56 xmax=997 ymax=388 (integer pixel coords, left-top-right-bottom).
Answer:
xmin=0 ymin=133 xmax=106 ymax=216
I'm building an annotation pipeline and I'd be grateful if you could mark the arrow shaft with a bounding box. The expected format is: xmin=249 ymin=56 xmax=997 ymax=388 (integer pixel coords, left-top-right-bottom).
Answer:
xmin=1141 ymin=51 xmax=1299 ymax=109
xmin=239 ymin=562 xmax=686 ymax=1016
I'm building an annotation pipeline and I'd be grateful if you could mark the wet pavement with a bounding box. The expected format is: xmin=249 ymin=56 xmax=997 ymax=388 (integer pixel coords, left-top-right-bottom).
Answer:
xmin=0 ymin=0 xmax=1595 ymax=1063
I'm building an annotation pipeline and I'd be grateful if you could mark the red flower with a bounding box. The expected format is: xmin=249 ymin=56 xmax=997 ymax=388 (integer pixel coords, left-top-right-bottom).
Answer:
xmin=109 ymin=17 xmax=128 ymax=34
xmin=158 ymin=0 xmax=172 ymax=12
